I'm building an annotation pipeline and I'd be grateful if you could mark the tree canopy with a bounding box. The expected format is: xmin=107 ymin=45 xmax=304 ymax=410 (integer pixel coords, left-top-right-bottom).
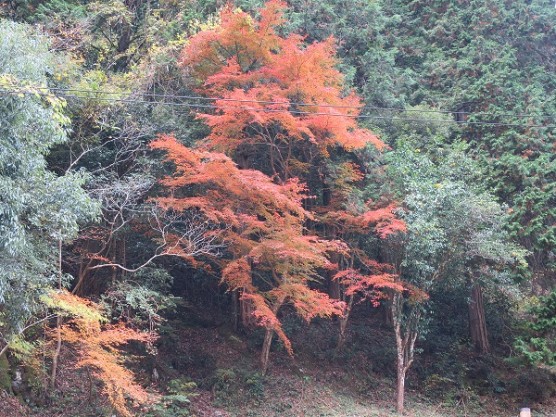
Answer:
xmin=0 ymin=1 xmax=555 ymax=416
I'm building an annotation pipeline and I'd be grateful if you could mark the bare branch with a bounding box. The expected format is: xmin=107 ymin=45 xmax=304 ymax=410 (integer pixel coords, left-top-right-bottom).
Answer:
xmin=0 ymin=313 xmax=58 ymax=357
xmin=89 ymin=208 xmax=225 ymax=273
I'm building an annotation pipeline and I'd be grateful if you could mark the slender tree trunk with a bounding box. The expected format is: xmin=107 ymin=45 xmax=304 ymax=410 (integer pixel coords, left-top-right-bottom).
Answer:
xmin=111 ymin=239 xmax=118 ymax=286
xmin=382 ymin=302 xmax=393 ymax=327
xmin=393 ymin=299 xmax=405 ymax=414
xmin=260 ymin=328 xmax=274 ymax=375
xmin=337 ymin=295 xmax=353 ymax=351
xmin=396 ymin=357 xmax=406 ymax=415
xmin=50 ymin=317 xmax=62 ymax=389
xmin=0 ymin=341 xmax=9 ymax=358
xmin=50 ymin=237 xmax=63 ymax=389
xmin=240 ymin=295 xmax=255 ymax=328
xmin=337 ymin=316 xmax=348 ymax=351
xmin=329 ymin=278 xmax=340 ymax=300
xmin=392 ymin=293 xmax=405 ymax=414
xmin=469 ymin=283 xmax=489 ymax=353
xmin=72 ymin=249 xmax=90 ymax=295
xmin=231 ymin=290 xmax=239 ymax=331
xmin=0 ymin=351 xmax=12 ymax=394
xmin=121 ymin=238 xmax=127 ymax=278
xmin=391 ymin=293 xmax=419 ymax=415
xmin=259 ymin=301 xmax=283 ymax=375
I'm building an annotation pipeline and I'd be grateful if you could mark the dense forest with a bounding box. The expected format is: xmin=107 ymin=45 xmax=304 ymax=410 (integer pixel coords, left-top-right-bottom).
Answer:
xmin=0 ymin=0 xmax=555 ymax=416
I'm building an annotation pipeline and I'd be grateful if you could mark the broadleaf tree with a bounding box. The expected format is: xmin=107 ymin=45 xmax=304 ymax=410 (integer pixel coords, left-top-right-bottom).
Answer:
xmin=383 ymin=109 xmax=527 ymax=413
xmin=0 ymin=20 xmax=98 ymax=356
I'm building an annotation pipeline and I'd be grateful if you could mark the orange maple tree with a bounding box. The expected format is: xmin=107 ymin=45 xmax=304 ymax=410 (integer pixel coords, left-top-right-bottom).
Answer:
xmin=180 ymin=0 xmax=405 ymax=232
xmin=153 ymin=0 xmax=408 ymax=370
xmin=180 ymin=0 xmax=384 ymax=182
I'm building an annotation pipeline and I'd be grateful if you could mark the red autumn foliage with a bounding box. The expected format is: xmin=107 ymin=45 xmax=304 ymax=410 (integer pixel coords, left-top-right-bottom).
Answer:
xmin=180 ymin=0 xmax=383 ymax=181
xmin=334 ymin=269 xmax=403 ymax=302
xmin=150 ymin=134 xmax=344 ymax=358
xmin=164 ymin=0 xmax=408 ymax=368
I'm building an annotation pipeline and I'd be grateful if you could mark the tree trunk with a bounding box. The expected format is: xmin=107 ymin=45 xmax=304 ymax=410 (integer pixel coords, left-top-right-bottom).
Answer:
xmin=50 ymin=237 xmax=63 ymax=389
xmin=231 ymin=290 xmax=239 ymax=331
xmin=337 ymin=316 xmax=348 ymax=351
xmin=391 ymin=292 xmax=419 ymax=415
xmin=240 ymin=295 xmax=255 ymax=328
xmin=396 ymin=358 xmax=406 ymax=414
xmin=260 ymin=328 xmax=274 ymax=375
xmin=336 ymin=295 xmax=353 ymax=351
xmin=0 ymin=352 xmax=13 ymax=394
xmin=382 ymin=302 xmax=393 ymax=327
xmin=469 ymin=283 xmax=489 ymax=353
xmin=392 ymin=293 xmax=406 ymax=415
xmin=50 ymin=316 xmax=62 ymax=389
xmin=259 ymin=300 xmax=283 ymax=375
xmin=329 ymin=278 xmax=340 ymax=300
xmin=327 ymin=241 xmax=340 ymax=298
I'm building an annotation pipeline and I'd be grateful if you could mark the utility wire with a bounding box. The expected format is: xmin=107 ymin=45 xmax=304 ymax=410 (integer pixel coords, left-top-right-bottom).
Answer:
xmin=41 ymin=87 xmax=556 ymax=120
xmin=1 ymin=88 xmax=555 ymax=129
xmin=4 ymin=84 xmax=556 ymax=120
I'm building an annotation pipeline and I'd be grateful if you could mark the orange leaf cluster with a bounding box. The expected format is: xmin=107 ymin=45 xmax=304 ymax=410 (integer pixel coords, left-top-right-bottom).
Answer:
xmin=334 ymin=269 xmax=403 ymax=297
xmin=49 ymin=291 xmax=156 ymax=417
xmin=151 ymin=134 xmax=345 ymax=353
xmin=319 ymin=202 xmax=407 ymax=239
xmin=361 ymin=203 xmax=408 ymax=239
xmin=222 ymin=258 xmax=253 ymax=291
xmin=63 ymin=325 xmax=156 ymax=417
xmin=151 ymin=134 xmax=307 ymax=232
xmin=281 ymin=284 xmax=345 ymax=322
xmin=180 ymin=0 xmax=383 ymax=172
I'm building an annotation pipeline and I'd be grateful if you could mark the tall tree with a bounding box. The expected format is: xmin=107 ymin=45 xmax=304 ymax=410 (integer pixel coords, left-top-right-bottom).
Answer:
xmin=180 ymin=0 xmax=384 ymax=182
xmin=177 ymin=0 xmax=404 ymax=367
xmin=384 ymin=109 xmax=527 ymax=413
xmin=0 ymin=21 xmax=98 ymax=355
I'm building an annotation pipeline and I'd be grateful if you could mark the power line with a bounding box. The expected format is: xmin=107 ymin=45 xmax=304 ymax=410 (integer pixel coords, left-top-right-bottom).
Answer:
xmin=41 ymin=87 xmax=556 ymax=120
xmin=5 ymin=84 xmax=556 ymax=120
xmin=2 ymin=88 xmax=555 ymax=129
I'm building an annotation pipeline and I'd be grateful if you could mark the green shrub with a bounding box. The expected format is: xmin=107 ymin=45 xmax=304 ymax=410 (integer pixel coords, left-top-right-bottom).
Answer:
xmin=145 ymin=378 xmax=197 ymax=417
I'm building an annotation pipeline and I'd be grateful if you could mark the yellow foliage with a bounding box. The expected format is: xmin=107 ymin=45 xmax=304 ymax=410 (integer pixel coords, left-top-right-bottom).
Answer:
xmin=46 ymin=290 xmax=157 ymax=416
xmin=42 ymin=290 xmax=105 ymax=329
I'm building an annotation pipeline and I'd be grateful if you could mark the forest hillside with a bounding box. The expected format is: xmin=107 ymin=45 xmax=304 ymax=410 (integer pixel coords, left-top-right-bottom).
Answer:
xmin=0 ymin=1 xmax=555 ymax=416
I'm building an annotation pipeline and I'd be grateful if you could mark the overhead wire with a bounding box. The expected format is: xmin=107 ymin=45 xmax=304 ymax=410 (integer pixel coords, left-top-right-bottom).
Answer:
xmin=1 ymin=87 xmax=555 ymax=129
xmin=31 ymin=85 xmax=556 ymax=120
